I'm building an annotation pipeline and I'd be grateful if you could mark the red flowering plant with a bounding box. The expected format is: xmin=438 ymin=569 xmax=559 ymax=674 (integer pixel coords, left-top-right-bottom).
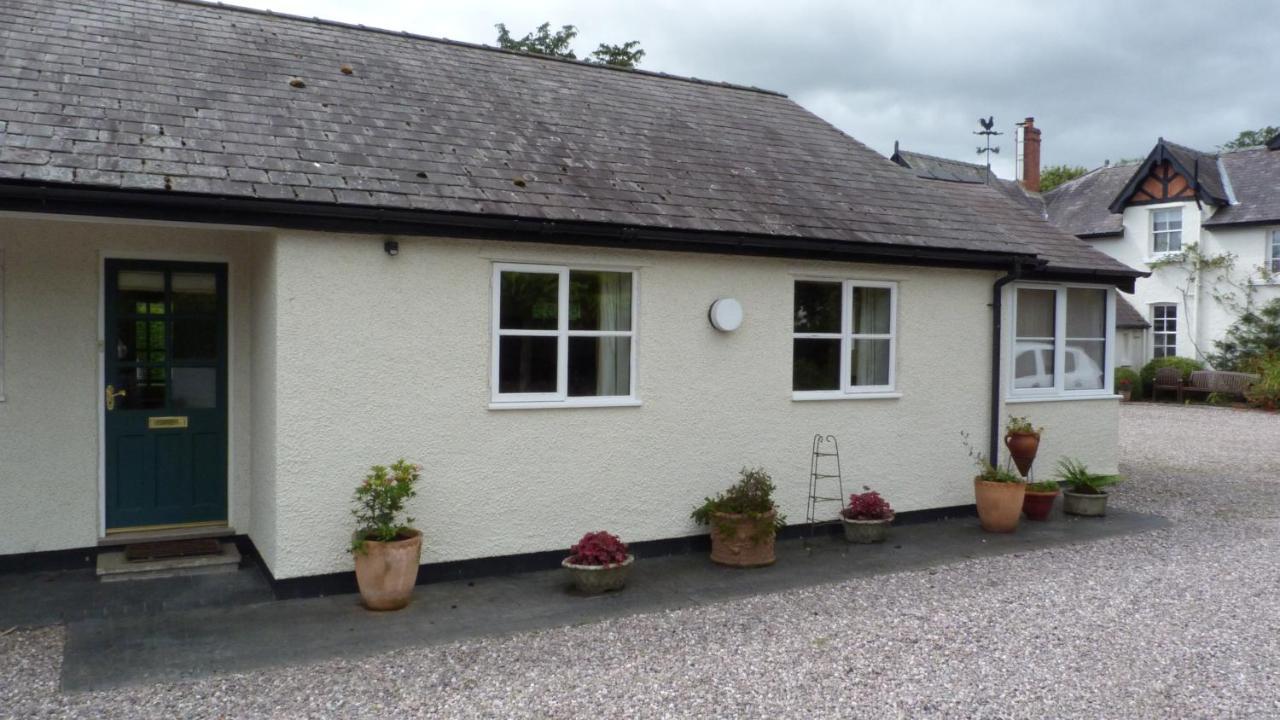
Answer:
xmin=566 ymin=531 xmax=630 ymax=567
xmin=841 ymin=487 xmax=894 ymax=521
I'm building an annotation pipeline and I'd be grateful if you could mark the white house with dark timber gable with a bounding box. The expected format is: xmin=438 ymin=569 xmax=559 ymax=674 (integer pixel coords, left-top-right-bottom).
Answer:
xmin=0 ymin=0 xmax=1143 ymax=593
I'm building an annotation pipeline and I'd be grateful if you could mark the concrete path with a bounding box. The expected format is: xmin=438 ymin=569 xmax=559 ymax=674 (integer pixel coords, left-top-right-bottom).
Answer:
xmin=60 ymin=507 xmax=1167 ymax=691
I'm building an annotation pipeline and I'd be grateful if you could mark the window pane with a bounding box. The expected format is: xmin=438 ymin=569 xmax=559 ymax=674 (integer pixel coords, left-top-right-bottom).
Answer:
xmin=172 ymin=367 xmax=217 ymax=409
xmin=852 ymin=287 xmax=891 ymax=334
xmin=117 ymin=271 xmax=165 ymax=316
xmin=172 ymin=273 xmax=218 ymax=315
xmin=1067 ymin=288 xmax=1106 ymax=338
xmin=172 ymin=317 xmax=217 ymax=361
xmin=568 ymin=336 xmax=631 ymax=396
xmin=114 ymin=367 xmax=166 ymax=409
xmin=498 ymin=336 xmax=557 ymax=393
xmin=1013 ymin=341 xmax=1054 ymax=389
xmin=569 ymin=271 xmax=632 ymax=331
xmin=1016 ymin=289 xmax=1056 ymax=337
xmin=793 ymin=338 xmax=840 ymax=391
xmin=794 ymin=281 xmax=841 ymax=333
xmin=1065 ymin=340 xmax=1105 ymax=390
xmin=850 ymin=338 xmax=890 ymax=386
xmin=500 ymin=272 xmax=558 ymax=330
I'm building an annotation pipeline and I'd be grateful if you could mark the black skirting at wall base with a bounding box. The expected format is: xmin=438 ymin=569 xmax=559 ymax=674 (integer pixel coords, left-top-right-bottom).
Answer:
xmin=262 ymin=504 xmax=978 ymax=601
xmin=0 ymin=546 xmax=98 ymax=574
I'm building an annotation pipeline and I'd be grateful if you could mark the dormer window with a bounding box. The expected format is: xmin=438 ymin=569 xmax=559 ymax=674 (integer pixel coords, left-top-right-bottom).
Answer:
xmin=1151 ymin=208 xmax=1183 ymax=254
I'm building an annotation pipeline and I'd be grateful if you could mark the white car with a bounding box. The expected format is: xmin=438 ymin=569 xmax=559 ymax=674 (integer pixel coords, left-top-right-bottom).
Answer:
xmin=1014 ymin=342 xmax=1104 ymax=390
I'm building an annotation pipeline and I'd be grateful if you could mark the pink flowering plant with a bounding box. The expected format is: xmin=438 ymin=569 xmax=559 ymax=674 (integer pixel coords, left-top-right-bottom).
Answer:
xmin=841 ymin=487 xmax=894 ymax=521
xmin=350 ymin=459 xmax=421 ymax=553
xmin=567 ymin=531 xmax=630 ymax=566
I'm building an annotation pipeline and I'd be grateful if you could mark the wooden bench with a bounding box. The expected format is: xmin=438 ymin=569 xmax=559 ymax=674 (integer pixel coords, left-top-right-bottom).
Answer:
xmin=1153 ymin=367 xmax=1259 ymax=402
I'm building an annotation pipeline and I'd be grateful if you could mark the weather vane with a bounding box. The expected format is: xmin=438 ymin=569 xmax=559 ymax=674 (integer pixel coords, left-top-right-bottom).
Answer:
xmin=975 ymin=116 xmax=1002 ymax=183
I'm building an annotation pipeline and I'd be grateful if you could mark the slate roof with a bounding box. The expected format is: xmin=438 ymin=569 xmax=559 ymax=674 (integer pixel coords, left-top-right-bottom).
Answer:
xmin=1204 ymin=146 xmax=1280 ymax=227
xmin=1043 ymin=164 xmax=1136 ymax=237
xmin=891 ymin=147 xmax=994 ymax=184
xmin=1114 ymin=295 xmax=1149 ymax=329
xmin=0 ymin=0 xmax=1143 ymax=280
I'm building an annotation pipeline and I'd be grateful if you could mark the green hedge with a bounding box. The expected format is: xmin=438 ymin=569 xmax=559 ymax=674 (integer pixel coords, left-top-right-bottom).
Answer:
xmin=1139 ymin=356 xmax=1205 ymax=398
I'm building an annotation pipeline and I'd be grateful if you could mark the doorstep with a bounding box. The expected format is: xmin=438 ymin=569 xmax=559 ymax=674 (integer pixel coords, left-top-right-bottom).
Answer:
xmin=61 ymin=506 xmax=1170 ymax=691
xmin=96 ymin=542 xmax=241 ymax=583
xmin=97 ymin=525 xmax=236 ymax=547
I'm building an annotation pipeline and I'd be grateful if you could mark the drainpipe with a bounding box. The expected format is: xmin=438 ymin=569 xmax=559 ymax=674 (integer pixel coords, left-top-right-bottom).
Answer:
xmin=990 ymin=261 xmax=1025 ymax=463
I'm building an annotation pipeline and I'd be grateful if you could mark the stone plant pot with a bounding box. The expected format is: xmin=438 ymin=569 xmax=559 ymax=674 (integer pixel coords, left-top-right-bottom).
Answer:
xmin=1004 ymin=431 xmax=1041 ymax=477
xmin=562 ymin=555 xmax=634 ymax=594
xmin=353 ymin=529 xmax=422 ymax=611
xmin=974 ymin=479 xmax=1026 ymax=533
xmin=841 ymin=514 xmax=893 ymax=543
xmin=1120 ymin=389 xmax=1133 ymax=402
xmin=1022 ymin=489 xmax=1059 ymax=521
xmin=1063 ymin=491 xmax=1110 ymax=517
xmin=709 ymin=510 xmax=777 ymax=567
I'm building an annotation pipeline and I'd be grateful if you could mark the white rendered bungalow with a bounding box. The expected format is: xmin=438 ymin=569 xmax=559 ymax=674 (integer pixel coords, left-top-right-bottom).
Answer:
xmin=0 ymin=0 xmax=1143 ymax=594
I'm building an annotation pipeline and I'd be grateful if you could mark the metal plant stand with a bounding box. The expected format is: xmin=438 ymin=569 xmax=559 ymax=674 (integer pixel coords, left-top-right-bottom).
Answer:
xmin=806 ymin=434 xmax=845 ymax=543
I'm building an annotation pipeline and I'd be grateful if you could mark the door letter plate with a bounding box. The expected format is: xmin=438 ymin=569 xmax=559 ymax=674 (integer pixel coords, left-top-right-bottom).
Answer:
xmin=148 ymin=416 xmax=189 ymax=430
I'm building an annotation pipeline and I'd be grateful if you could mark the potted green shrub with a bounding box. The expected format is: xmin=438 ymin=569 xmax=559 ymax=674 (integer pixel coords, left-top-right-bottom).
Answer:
xmin=691 ymin=467 xmax=785 ymax=567
xmin=1115 ymin=367 xmax=1139 ymax=402
xmin=1056 ymin=458 xmax=1123 ymax=517
xmin=350 ymin=459 xmax=423 ymax=611
xmin=1003 ymin=415 xmax=1042 ymax=477
xmin=1022 ymin=480 xmax=1060 ymax=521
xmin=840 ymin=488 xmax=894 ymax=543
xmin=562 ymin=531 xmax=634 ymax=594
xmin=964 ymin=431 xmax=1026 ymax=533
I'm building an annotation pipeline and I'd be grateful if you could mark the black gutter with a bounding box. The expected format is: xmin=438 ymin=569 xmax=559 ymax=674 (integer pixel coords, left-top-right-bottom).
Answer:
xmin=990 ymin=259 xmax=1037 ymax=463
xmin=0 ymin=181 xmax=1051 ymax=272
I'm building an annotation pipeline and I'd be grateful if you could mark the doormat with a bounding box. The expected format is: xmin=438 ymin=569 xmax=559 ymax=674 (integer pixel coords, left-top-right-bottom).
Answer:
xmin=124 ymin=538 xmax=223 ymax=562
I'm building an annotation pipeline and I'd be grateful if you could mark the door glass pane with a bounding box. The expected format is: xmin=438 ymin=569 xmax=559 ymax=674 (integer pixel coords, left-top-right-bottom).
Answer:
xmin=116 ymin=319 xmax=167 ymax=363
xmin=500 ymin=271 xmax=558 ymax=330
xmin=1067 ymin=288 xmax=1106 ymax=338
xmin=173 ymin=317 xmax=217 ymax=361
xmin=117 ymin=271 xmax=165 ymax=315
xmin=568 ymin=336 xmax=631 ymax=396
xmin=1016 ymin=289 xmax=1056 ymax=337
xmin=851 ymin=287 xmax=891 ymax=334
xmin=114 ymin=367 xmax=166 ymax=409
xmin=1065 ymin=340 xmax=1105 ymax=390
xmin=172 ymin=367 xmax=217 ymax=409
xmin=793 ymin=338 xmax=840 ymax=391
xmin=850 ymin=338 xmax=890 ymax=386
xmin=498 ymin=335 xmax=557 ymax=393
xmin=569 ymin=271 xmax=632 ymax=331
xmin=794 ymin=281 xmax=841 ymax=333
xmin=172 ymin=273 xmax=217 ymax=314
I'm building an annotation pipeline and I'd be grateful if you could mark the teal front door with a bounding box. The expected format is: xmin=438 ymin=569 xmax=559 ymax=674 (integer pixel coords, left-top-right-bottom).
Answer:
xmin=104 ymin=259 xmax=228 ymax=531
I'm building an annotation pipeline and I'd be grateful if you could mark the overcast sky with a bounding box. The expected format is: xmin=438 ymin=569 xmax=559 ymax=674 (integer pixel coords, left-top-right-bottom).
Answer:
xmin=236 ymin=1 xmax=1280 ymax=178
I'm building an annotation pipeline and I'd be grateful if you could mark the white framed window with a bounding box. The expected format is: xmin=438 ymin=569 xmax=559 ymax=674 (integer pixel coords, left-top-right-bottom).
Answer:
xmin=1268 ymin=230 xmax=1280 ymax=274
xmin=491 ymin=263 xmax=637 ymax=408
xmin=1151 ymin=207 xmax=1183 ymax=254
xmin=1010 ymin=284 xmax=1114 ymax=398
xmin=792 ymin=279 xmax=897 ymax=399
xmin=1152 ymin=303 xmax=1177 ymax=359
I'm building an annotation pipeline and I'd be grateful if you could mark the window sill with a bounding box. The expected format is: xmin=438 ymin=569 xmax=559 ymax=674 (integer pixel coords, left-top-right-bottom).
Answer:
xmin=1006 ymin=393 xmax=1120 ymax=404
xmin=1145 ymin=254 xmax=1183 ymax=264
xmin=792 ymin=391 xmax=902 ymax=402
xmin=488 ymin=398 xmax=642 ymax=411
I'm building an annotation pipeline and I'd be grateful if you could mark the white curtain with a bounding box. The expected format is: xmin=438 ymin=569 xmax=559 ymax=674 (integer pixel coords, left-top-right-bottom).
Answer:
xmin=852 ymin=288 xmax=891 ymax=386
xmin=596 ymin=273 xmax=630 ymax=395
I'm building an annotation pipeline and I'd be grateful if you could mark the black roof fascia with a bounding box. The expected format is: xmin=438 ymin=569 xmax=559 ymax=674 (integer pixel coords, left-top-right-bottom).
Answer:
xmin=0 ymin=180 xmax=1042 ymax=272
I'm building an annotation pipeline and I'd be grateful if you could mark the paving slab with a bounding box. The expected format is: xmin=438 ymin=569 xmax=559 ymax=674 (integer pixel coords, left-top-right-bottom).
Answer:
xmin=59 ymin=507 xmax=1169 ymax=692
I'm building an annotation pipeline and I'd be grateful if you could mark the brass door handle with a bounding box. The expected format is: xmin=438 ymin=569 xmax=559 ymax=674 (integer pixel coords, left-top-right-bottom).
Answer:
xmin=105 ymin=384 xmax=127 ymax=411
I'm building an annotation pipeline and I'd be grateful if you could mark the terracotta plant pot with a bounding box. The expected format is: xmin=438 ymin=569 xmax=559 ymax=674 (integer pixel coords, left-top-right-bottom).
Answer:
xmin=353 ymin=529 xmax=422 ymax=611
xmin=1003 ymin=431 xmax=1041 ymax=477
xmin=1022 ymin=489 xmax=1060 ymax=521
xmin=841 ymin=514 xmax=893 ymax=543
xmin=974 ymin=479 xmax=1026 ymax=533
xmin=709 ymin=510 xmax=777 ymax=567
xmin=562 ymin=555 xmax=634 ymax=594
xmin=1120 ymin=389 xmax=1133 ymax=402
xmin=1064 ymin=491 xmax=1110 ymax=517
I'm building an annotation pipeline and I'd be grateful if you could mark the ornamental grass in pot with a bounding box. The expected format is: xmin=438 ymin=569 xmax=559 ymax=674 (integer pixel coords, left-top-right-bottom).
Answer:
xmin=350 ymin=459 xmax=423 ymax=611
xmin=691 ymin=467 xmax=785 ymax=567
xmin=840 ymin=487 xmax=894 ymax=543
xmin=1056 ymin=458 xmax=1123 ymax=517
xmin=562 ymin=531 xmax=634 ymax=594
xmin=1003 ymin=415 xmax=1043 ymax=477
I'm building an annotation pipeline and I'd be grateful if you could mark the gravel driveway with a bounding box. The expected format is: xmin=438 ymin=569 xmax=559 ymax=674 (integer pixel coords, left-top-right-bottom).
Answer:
xmin=4 ymin=404 xmax=1279 ymax=719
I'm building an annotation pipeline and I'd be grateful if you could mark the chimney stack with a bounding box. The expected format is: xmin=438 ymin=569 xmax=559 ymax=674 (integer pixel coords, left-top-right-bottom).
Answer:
xmin=1021 ymin=117 xmax=1041 ymax=192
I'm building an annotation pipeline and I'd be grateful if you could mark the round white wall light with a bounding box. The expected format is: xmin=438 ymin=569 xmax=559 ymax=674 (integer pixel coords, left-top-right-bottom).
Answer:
xmin=709 ymin=298 xmax=744 ymax=332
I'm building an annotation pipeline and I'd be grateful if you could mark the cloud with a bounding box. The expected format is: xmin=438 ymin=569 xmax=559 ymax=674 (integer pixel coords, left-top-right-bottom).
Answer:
xmin=233 ymin=0 xmax=1280 ymax=176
